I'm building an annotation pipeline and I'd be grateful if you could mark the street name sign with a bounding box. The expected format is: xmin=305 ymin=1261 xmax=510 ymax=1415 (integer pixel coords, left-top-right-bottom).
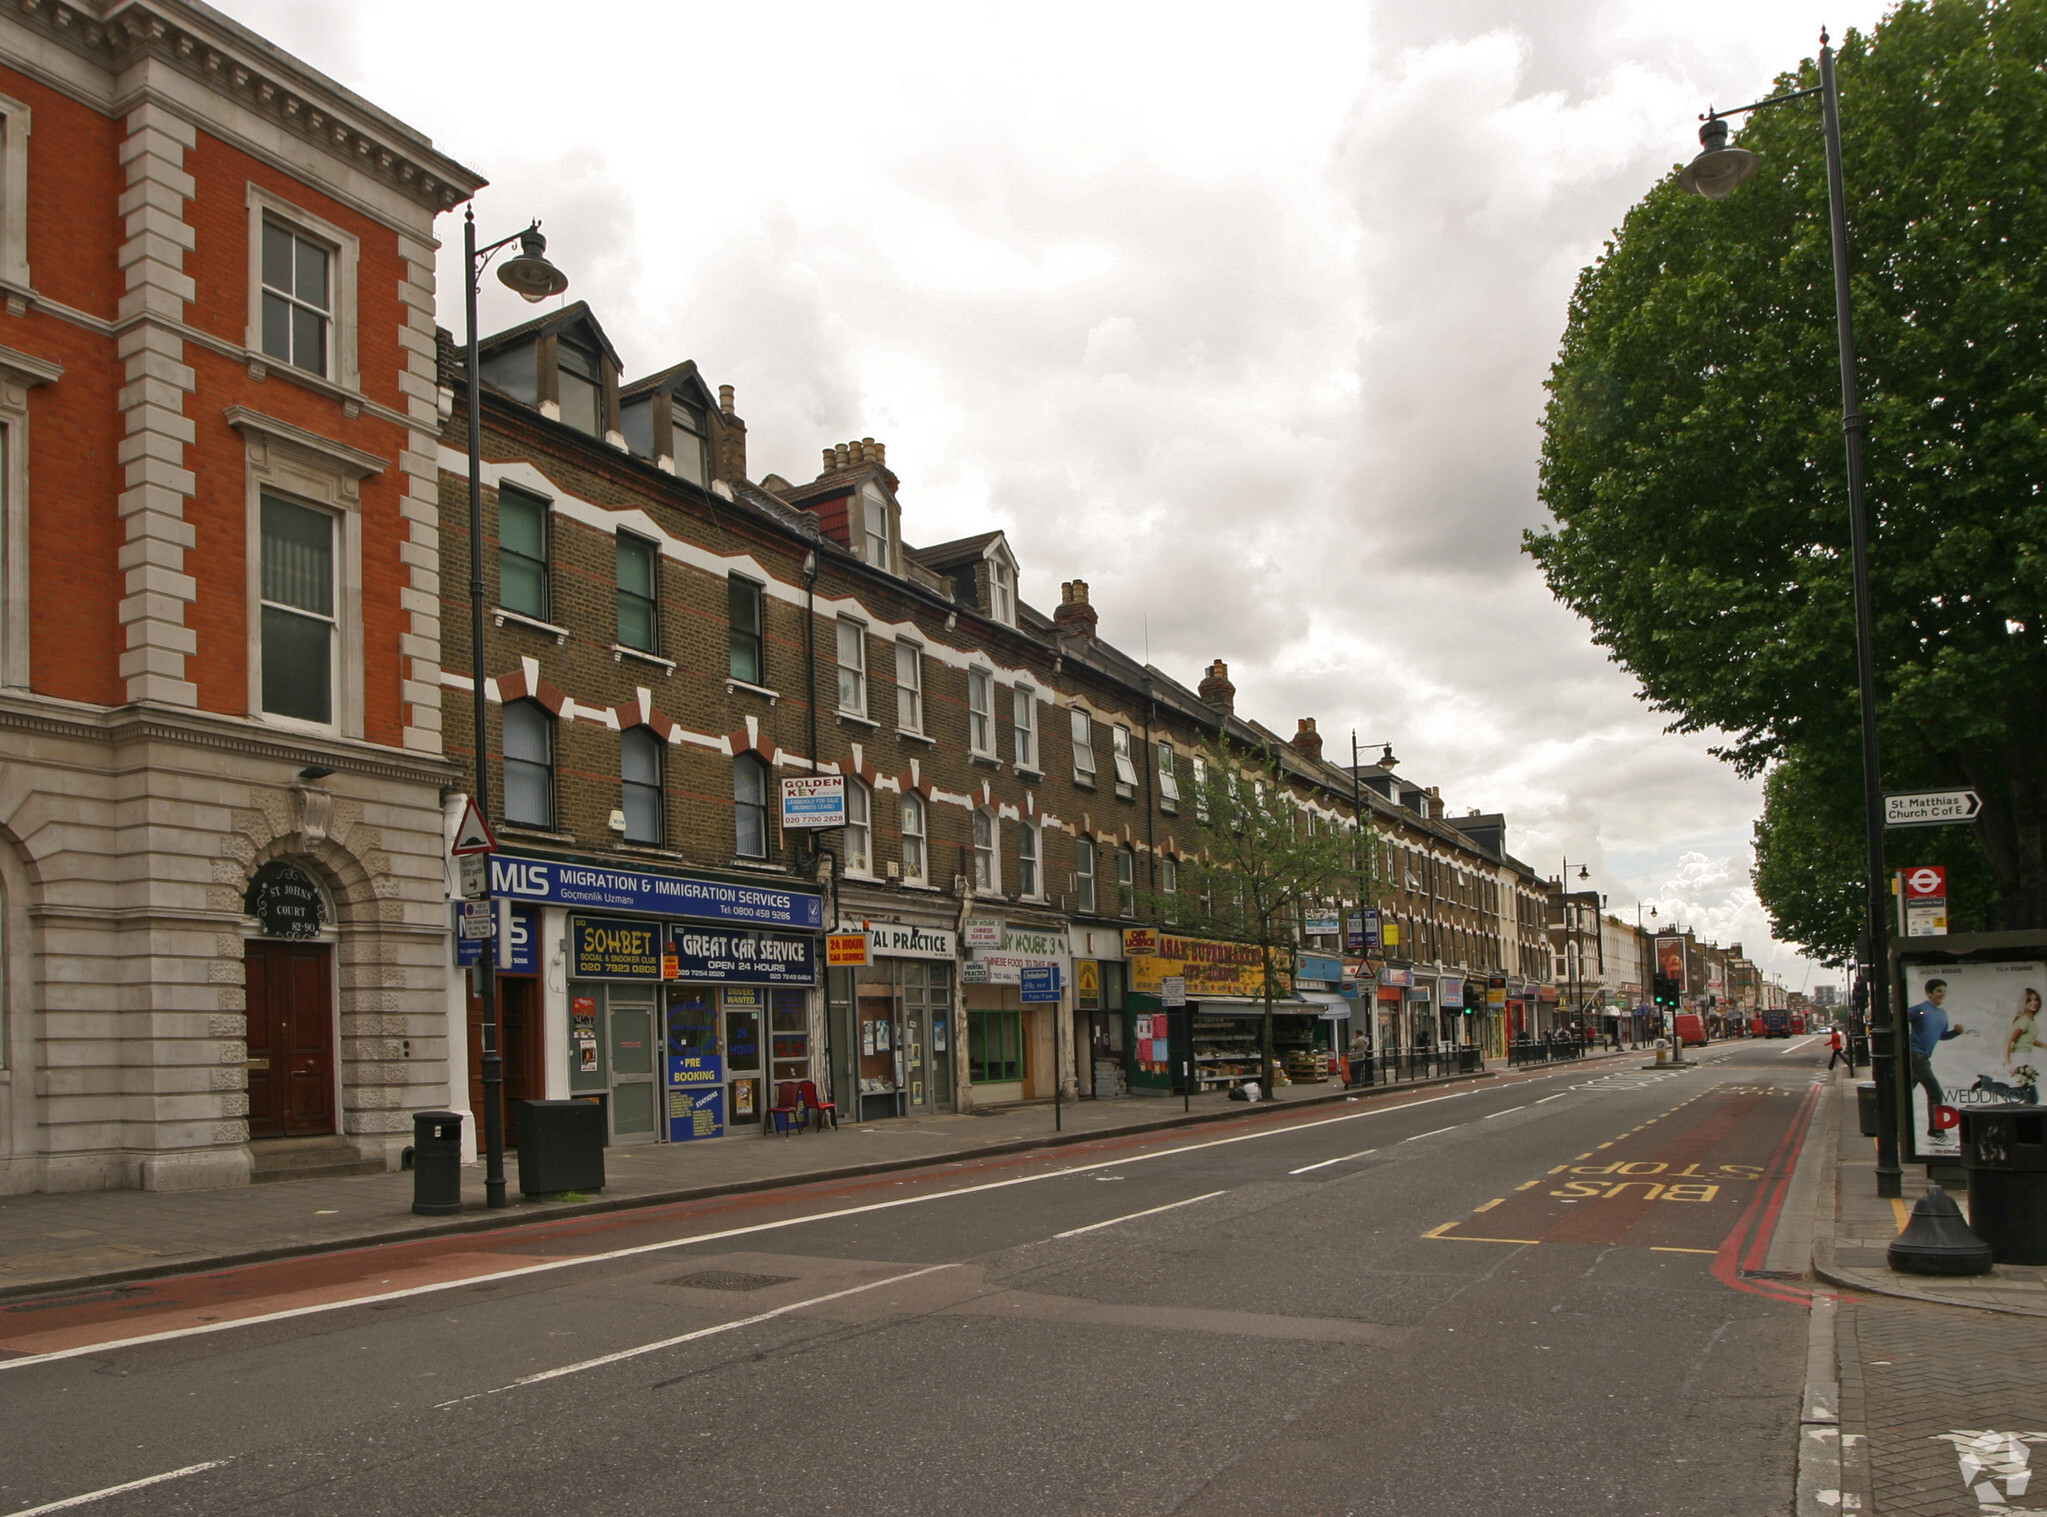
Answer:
xmin=1884 ymin=789 xmax=1982 ymax=828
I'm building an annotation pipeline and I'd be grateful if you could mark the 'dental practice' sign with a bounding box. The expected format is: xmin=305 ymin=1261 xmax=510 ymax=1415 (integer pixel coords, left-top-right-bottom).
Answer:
xmin=491 ymin=853 xmax=822 ymax=929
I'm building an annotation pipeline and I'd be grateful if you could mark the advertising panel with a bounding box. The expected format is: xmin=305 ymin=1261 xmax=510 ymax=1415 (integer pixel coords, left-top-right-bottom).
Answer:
xmin=826 ymin=932 xmax=870 ymax=967
xmin=665 ymin=925 xmax=816 ymax=986
xmin=1655 ymin=936 xmax=1689 ymax=993
xmin=971 ymin=926 xmax=1070 ymax=985
xmin=490 ymin=853 xmax=823 ymax=929
xmin=1901 ymin=958 xmax=2047 ymax=1161
xmin=457 ymin=902 xmax=539 ymax=972
xmin=1127 ymin=933 xmax=1283 ymax=999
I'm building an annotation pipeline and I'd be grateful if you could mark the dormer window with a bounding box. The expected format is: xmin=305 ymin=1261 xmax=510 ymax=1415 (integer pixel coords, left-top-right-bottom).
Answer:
xmin=862 ymin=486 xmax=891 ymax=572
xmin=673 ymin=401 xmax=709 ymax=488
xmin=557 ymin=339 xmax=602 ymax=436
xmin=989 ymin=559 xmax=1015 ymax=624
xmin=480 ymin=340 xmax=538 ymax=403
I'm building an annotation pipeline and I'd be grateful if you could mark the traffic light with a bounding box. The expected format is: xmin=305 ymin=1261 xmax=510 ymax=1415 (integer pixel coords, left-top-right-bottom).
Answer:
xmin=1652 ymin=974 xmax=1678 ymax=1008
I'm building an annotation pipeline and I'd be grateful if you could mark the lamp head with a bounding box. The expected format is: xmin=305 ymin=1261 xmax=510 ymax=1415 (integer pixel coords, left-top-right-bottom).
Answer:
xmin=1577 ymin=864 xmax=1589 ymax=881
xmin=1679 ymin=114 xmax=1758 ymax=200
xmin=1378 ymin=744 xmax=1398 ymax=768
xmin=497 ymin=224 xmax=569 ymax=304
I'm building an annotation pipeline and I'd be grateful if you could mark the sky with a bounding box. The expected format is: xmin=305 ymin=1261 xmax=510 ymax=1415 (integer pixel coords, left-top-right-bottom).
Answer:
xmin=226 ymin=0 xmax=1901 ymax=993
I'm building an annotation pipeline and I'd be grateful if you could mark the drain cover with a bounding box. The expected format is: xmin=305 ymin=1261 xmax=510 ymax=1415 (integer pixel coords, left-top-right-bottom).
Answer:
xmin=664 ymin=1271 xmax=793 ymax=1292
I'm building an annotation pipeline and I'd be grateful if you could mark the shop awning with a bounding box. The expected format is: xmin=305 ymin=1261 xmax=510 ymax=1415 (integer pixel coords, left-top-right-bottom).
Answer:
xmin=1190 ymin=995 xmax=1319 ymax=1015
xmin=1298 ymin=990 xmax=1354 ymax=1021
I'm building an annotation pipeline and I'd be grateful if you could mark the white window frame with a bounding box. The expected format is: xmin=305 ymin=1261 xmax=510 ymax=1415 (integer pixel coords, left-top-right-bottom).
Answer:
xmin=1112 ymin=725 xmax=1139 ymax=795
xmin=968 ymin=666 xmax=995 ymax=756
xmin=1157 ymin=741 xmax=1179 ymax=808
xmin=1074 ymin=837 xmax=1096 ymax=915
xmin=1070 ymin=707 xmax=1096 ymax=784
xmin=232 ymin=411 xmax=379 ymax=738
xmin=0 ymin=349 xmax=57 ymax=689
xmin=1117 ymin=848 xmax=1136 ymax=919
xmin=1160 ymin=856 xmax=1179 ymax=923
xmin=836 ymin=616 xmax=868 ymax=716
xmin=901 ymin=790 xmax=928 ymax=886
xmin=1191 ymin=754 xmax=1209 ymax=820
xmin=1018 ymin=819 xmax=1040 ymax=899
xmin=972 ymin=808 xmax=998 ymax=895
xmin=861 ymin=485 xmax=892 ymax=572
xmin=256 ymin=493 xmax=339 ymax=729
xmin=895 ymin=638 xmax=924 ymax=734
xmin=988 ymin=557 xmax=1015 ymax=625
xmin=0 ymin=93 xmax=32 ymax=295
xmin=245 ymin=185 xmax=360 ymax=395
xmin=844 ymin=778 xmax=872 ymax=876
xmin=1012 ymin=684 xmax=1038 ymax=770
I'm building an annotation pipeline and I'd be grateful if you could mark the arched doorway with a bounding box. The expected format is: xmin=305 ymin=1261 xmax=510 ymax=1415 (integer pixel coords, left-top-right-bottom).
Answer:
xmin=243 ymin=861 xmax=337 ymax=1139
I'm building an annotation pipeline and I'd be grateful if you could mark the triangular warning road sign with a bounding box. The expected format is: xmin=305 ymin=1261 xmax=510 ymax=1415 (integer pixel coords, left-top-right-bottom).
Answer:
xmin=451 ymin=797 xmax=497 ymax=856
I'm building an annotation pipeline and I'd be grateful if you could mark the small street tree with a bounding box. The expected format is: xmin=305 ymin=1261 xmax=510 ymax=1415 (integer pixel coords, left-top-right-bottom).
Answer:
xmin=1183 ymin=736 xmax=1361 ymax=1095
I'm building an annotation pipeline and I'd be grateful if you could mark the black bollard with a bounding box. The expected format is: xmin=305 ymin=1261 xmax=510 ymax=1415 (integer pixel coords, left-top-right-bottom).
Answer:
xmin=1887 ymin=1184 xmax=1993 ymax=1276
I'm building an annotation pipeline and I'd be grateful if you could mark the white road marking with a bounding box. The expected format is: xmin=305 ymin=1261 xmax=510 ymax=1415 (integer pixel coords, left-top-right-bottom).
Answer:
xmin=1781 ymin=1036 xmax=1823 ymax=1054
xmin=1289 ymin=1147 xmax=1379 ymax=1174
xmin=1403 ymin=1125 xmax=1463 ymax=1142
xmin=1054 ymin=1190 xmax=1229 ymax=1238
xmin=1535 ymin=1094 xmax=1568 ymax=1104
xmin=467 ymin=1264 xmax=959 ymax=1399
xmin=3 ymin=1461 xmax=231 ymax=1516
xmin=0 ymin=1087 xmax=1488 ymax=1372
xmin=1484 ymin=1106 xmax=1526 ymax=1119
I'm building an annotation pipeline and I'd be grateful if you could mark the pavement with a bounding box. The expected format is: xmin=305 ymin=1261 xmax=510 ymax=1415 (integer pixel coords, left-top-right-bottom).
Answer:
xmin=7 ymin=1055 xmax=1665 ymax=1301
xmin=1801 ymin=1062 xmax=2047 ymax=1516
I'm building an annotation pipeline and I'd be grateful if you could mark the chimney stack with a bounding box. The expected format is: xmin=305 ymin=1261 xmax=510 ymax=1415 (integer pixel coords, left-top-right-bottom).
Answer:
xmin=1199 ymin=659 xmax=1235 ymax=714
xmin=1054 ymin=580 xmax=1098 ymax=643
xmin=1424 ymin=784 xmax=1444 ymax=820
xmin=718 ymin=383 xmax=735 ymax=417
xmin=1290 ymin=717 xmax=1323 ymax=761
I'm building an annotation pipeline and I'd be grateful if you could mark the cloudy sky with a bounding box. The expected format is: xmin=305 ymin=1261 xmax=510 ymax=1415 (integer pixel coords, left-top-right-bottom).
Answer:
xmin=231 ymin=0 xmax=1898 ymax=990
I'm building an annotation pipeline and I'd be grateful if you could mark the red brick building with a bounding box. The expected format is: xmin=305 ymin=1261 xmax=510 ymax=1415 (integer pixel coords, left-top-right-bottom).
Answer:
xmin=0 ymin=1 xmax=481 ymax=1192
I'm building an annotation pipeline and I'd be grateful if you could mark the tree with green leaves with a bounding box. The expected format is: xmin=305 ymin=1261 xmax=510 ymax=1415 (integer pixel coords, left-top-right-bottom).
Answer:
xmin=1528 ymin=0 xmax=2047 ymax=955
xmin=1182 ymin=736 xmax=1361 ymax=1095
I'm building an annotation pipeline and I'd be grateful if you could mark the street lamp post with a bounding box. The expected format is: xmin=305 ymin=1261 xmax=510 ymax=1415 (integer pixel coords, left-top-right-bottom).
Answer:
xmin=1558 ymin=859 xmax=1588 ymax=1042
xmin=1634 ymin=901 xmax=1659 ymax=1048
xmin=1350 ymin=734 xmax=1398 ymax=1074
xmin=463 ymin=209 xmax=568 ymax=1209
xmin=1680 ymin=31 xmax=1901 ymax=1197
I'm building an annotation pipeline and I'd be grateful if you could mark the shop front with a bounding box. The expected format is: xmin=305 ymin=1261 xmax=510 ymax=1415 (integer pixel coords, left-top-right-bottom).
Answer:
xmin=828 ymin=916 xmax=957 ymax=1122
xmin=962 ymin=916 xmax=1072 ymax=1106
xmin=484 ymin=852 xmax=823 ymax=1146
xmin=1126 ymin=932 xmax=1325 ymax=1094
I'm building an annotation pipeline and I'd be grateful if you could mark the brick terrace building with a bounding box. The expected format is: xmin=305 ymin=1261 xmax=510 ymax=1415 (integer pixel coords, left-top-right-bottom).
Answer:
xmin=439 ymin=298 xmax=1558 ymax=1142
xmin=0 ymin=1 xmax=481 ymax=1192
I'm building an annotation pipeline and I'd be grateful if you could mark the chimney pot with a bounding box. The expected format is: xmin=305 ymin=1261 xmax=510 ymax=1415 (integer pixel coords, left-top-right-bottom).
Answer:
xmin=1052 ymin=578 xmax=1098 ymax=642
xmin=1290 ymin=717 xmax=1323 ymax=761
xmin=822 ymin=447 xmax=837 ymax=472
xmin=1198 ymin=659 xmax=1236 ymax=714
xmin=719 ymin=383 xmax=735 ymax=416
xmin=872 ymin=440 xmax=885 ymax=466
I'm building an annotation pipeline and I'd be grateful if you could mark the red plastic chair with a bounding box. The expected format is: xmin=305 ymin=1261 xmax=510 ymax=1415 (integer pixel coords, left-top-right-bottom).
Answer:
xmin=768 ymin=1081 xmax=805 ymax=1135
xmin=799 ymin=1080 xmax=838 ymax=1131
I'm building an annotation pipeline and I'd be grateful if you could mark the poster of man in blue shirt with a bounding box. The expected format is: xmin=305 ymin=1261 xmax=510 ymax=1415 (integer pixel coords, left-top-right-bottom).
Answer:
xmin=1902 ymin=960 xmax=2047 ymax=1157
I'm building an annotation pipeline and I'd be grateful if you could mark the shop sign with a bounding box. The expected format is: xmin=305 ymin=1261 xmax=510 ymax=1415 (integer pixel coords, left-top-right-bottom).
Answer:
xmin=245 ymin=861 xmax=325 ymax=939
xmin=1075 ymin=959 xmax=1102 ymax=1009
xmin=1538 ymin=984 xmax=1559 ymax=1002
xmin=779 ymin=774 xmax=846 ymax=830
xmin=960 ymin=960 xmax=992 ymax=984
xmin=826 ymin=932 xmax=870 ymax=967
xmin=1296 ymin=951 xmax=1343 ymax=985
xmin=1406 ymin=981 xmax=1433 ymax=1001
xmin=1020 ymin=965 xmax=1062 ymax=1002
xmin=1379 ymin=966 xmax=1413 ymax=988
xmin=1486 ymin=985 xmax=1507 ymax=1007
xmin=490 ymin=853 xmax=823 ymax=930
xmin=665 ymin=925 xmax=815 ymax=986
xmin=1442 ymin=977 xmax=1465 ymax=1009
xmin=862 ymin=922 xmax=957 ymax=959
xmin=1123 ymin=928 xmax=1158 ymax=958
xmin=457 ymin=903 xmax=539 ymax=973
xmin=569 ymin=915 xmax=663 ymax=980
xmin=1128 ymin=933 xmax=1282 ymax=999
xmin=963 ymin=917 xmax=1004 ymax=949
xmin=1305 ymin=910 xmax=1341 ymax=937
xmin=972 ymin=927 xmax=1071 ymax=985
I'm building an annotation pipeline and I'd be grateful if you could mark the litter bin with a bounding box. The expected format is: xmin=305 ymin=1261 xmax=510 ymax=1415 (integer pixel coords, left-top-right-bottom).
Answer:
xmin=517 ymin=1098 xmax=606 ymax=1197
xmin=411 ymin=1110 xmax=463 ymax=1216
xmin=1856 ymin=1081 xmax=1879 ymax=1138
xmin=1959 ymin=1105 xmax=2047 ymax=1265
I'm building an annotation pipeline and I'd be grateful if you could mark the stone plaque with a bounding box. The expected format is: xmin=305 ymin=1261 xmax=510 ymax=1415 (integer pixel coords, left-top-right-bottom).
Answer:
xmin=244 ymin=861 xmax=325 ymax=939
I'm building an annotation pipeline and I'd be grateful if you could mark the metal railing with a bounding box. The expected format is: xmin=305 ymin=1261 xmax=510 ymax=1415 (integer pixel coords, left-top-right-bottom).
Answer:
xmin=1506 ymin=1035 xmax=1592 ymax=1067
xmin=1347 ymin=1045 xmax=1484 ymax=1086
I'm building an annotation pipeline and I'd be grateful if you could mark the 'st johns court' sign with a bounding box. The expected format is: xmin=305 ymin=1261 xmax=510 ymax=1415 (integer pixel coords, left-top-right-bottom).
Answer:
xmin=489 ymin=854 xmax=823 ymax=930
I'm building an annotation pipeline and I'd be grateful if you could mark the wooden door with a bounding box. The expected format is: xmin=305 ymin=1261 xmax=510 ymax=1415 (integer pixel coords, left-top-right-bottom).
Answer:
xmin=468 ymin=974 xmax=542 ymax=1147
xmin=246 ymin=940 xmax=335 ymax=1139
